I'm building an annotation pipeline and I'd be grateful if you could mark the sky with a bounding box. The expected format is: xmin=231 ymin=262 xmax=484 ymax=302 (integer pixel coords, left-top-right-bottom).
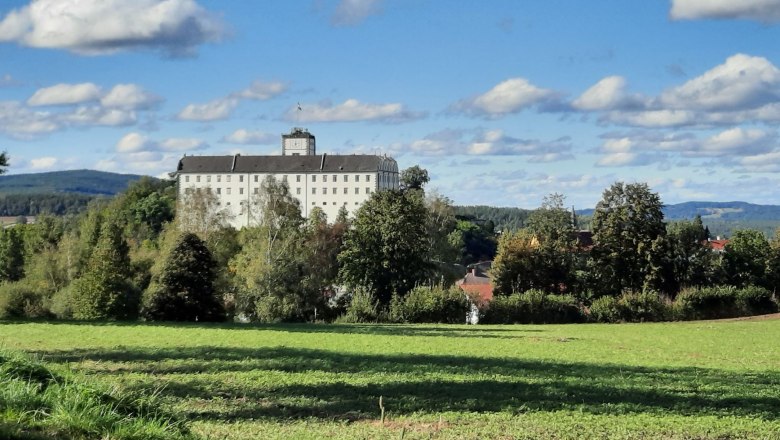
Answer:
xmin=2 ymin=0 xmax=780 ymax=209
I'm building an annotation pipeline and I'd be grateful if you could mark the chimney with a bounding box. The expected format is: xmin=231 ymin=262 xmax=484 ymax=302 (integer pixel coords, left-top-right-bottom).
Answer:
xmin=231 ymin=154 xmax=239 ymax=171
xmin=320 ymin=153 xmax=326 ymax=170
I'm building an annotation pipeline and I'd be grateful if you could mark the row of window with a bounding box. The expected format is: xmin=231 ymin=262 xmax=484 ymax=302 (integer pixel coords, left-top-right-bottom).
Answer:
xmin=185 ymin=187 xmax=373 ymax=196
xmin=183 ymin=173 xmax=383 ymax=184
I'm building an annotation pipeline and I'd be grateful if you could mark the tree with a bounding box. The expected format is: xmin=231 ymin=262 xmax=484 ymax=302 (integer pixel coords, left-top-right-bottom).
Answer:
xmin=400 ymin=165 xmax=430 ymax=191
xmin=0 ymin=228 xmax=25 ymax=282
xmin=492 ymin=229 xmax=539 ymax=295
xmin=524 ymin=193 xmax=577 ymax=294
xmin=338 ymin=189 xmax=431 ymax=305
xmin=0 ymin=151 xmax=8 ymax=174
xmin=667 ymin=218 xmax=714 ymax=289
xmin=447 ymin=220 xmax=497 ymax=266
xmin=71 ymin=219 xmax=136 ymax=320
xmin=766 ymin=228 xmax=780 ymax=292
xmin=589 ymin=182 xmax=667 ymax=296
xmin=723 ymin=229 xmax=770 ymax=288
xmin=177 ymin=188 xmax=232 ymax=235
xmin=425 ymin=191 xmax=458 ymax=263
xmin=143 ymin=232 xmax=224 ymax=321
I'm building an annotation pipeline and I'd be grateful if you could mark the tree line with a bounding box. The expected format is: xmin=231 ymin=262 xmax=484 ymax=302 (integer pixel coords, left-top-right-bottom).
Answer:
xmin=0 ymin=170 xmax=777 ymax=324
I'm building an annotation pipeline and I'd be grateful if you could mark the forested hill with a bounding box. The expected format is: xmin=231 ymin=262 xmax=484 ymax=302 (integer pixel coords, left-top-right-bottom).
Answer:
xmin=0 ymin=170 xmax=145 ymax=195
xmin=576 ymin=201 xmax=780 ymax=221
xmin=0 ymin=170 xmax=149 ymax=216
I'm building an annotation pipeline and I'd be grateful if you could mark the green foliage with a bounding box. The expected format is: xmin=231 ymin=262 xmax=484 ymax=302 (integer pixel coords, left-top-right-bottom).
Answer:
xmin=590 ymin=182 xmax=668 ymax=296
xmin=723 ymin=229 xmax=770 ymax=288
xmin=0 ymin=349 xmax=194 ymax=440
xmin=389 ymin=285 xmax=469 ymax=324
xmin=447 ymin=219 xmax=497 ymax=266
xmin=338 ymin=189 xmax=431 ymax=305
xmin=666 ymin=217 xmax=715 ymax=289
xmin=589 ymin=291 xmax=669 ymax=323
xmin=675 ymin=285 xmax=777 ymax=320
xmin=481 ymin=290 xmax=583 ymax=324
xmin=143 ymin=232 xmax=224 ymax=322
xmin=70 ymin=220 xmax=137 ymax=320
xmin=453 ymin=205 xmax=531 ymax=232
xmin=0 ymin=281 xmax=48 ymax=319
xmin=0 ymin=227 xmax=25 ymax=282
xmin=400 ymin=165 xmax=430 ymax=190
xmin=339 ymin=288 xmax=380 ymax=323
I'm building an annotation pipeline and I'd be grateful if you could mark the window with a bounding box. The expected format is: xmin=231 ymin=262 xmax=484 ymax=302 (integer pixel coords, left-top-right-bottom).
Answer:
xmin=226 ymin=175 xmax=231 ymax=182
xmin=343 ymin=175 xmax=348 ymax=182
xmin=196 ymin=176 xmax=201 ymax=182
xmin=323 ymin=187 xmax=328 ymax=195
xmin=226 ymin=202 xmax=231 ymax=206
xmin=366 ymin=174 xmax=371 ymax=182
xmin=343 ymin=188 xmax=348 ymax=194
xmin=296 ymin=188 xmax=301 ymax=195
xmin=254 ymin=175 xmax=258 ymax=182
xmin=355 ymin=175 xmax=360 ymax=182
xmin=296 ymin=175 xmax=301 ymax=182
xmin=332 ymin=174 xmax=337 ymax=181
xmin=239 ymin=175 xmax=244 ymax=183
xmin=332 ymin=187 xmax=336 ymax=195
xmin=312 ymin=175 xmax=317 ymax=182
xmin=355 ymin=187 xmax=359 ymax=194
xmin=239 ymin=188 xmax=244 ymax=195
xmin=312 ymin=202 xmax=315 ymax=205
xmin=323 ymin=175 xmax=328 ymax=182
xmin=185 ymin=187 xmax=193 ymax=194
xmin=216 ymin=188 xmax=221 ymax=194
xmin=185 ymin=176 xmax=190 ymax=183
xmin=366 ymin=187 xmax=371 ymax=194
xmin=226 ymin=188 xmax=232 ymax=195
xmin=312 ymin=188 xmax=317 ymax=194
xmin=253 ymin=188 xmax=259 ymax=194
xmin=207 ymin=175 xmax=211 ymax=183
xmin=323 ymin=202 xmax=327 ymax=206
xmin=282 ymin=175 xmax=288 ymax=182
xmin=332 ymin=202 xmax=336 ymax=205
xmin=217 ymin=175 xmax=221 ymax=182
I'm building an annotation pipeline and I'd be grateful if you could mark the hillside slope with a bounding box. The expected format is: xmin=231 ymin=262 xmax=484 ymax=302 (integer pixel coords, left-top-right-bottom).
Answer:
xmin=0 ymin=169 xmax=146 ymax=195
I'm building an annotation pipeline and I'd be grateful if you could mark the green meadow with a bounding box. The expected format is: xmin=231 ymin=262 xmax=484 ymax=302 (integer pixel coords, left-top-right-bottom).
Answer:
xmin=2 ymin=319 xmax=779 ymax=439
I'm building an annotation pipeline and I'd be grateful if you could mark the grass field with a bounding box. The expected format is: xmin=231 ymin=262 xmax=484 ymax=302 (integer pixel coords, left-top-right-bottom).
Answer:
xmin=1 ymin=319 xmax=779 ymax=439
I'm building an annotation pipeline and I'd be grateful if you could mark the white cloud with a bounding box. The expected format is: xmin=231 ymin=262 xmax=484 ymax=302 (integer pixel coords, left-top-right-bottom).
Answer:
xmin=331 ymin=0 xmax=383 ymax=26
xmin=177 ymin=97 xmax=239 ymax=121
xmin=0 ymin=101 xmax=60 ymax=138
xmin=572 ymin=76 xmax=646 ymax=111
xmin=701 ymin=127 xmax=775 ymax=156
xmin=221 ymin=129 xmax=276 ymax=145
xmin=29 ymin=156 xmax=58 ymax=169
xmin=234 ymin=80 xmax=287 ymax=100
xmin=452 ymin=78 xmax=557 ymax=117
xmin=116 ymin=132 xmax=151 ymax=153
xmin=289 ymin=99 xmax=424 ymax=123
xmin=159 ymin=138 xmax=208 ymax=151
xmin=101 ymin=84 xmax=161 ymax=109
xmin=466 ymin=130 xmax=574 ymax=160
xmin=0 ymin=0 xmax=226 ymax=56
xmin=670 ymin=0 xmax=780 ymax=23
xmin=115 ymin=132 xmax=207 ymax=153
xmin=27 ymin=83 xmax=102 ymax=106
xmin=59 ymin=106 xmax=136 ymax=126
xmin=659 ymin=54 xmax=780 ymax=111
xmin=739 ymin=151 xmax=780 ymax=172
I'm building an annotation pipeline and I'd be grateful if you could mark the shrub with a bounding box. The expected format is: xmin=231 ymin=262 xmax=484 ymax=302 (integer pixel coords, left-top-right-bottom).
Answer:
xmin=675 ymin=286 xmax=738 ymax=320
xmin=48 ymin=285 xmax=74 ymax=319
xmin=481 ymin=290 xmax=583 ymax=324
xmin=389 ymin=285 xmax=469 ymax=324
xmin=0 ymin=281 xmax=49 ymax=319
xmin=339 ymin=289 xmax=380 ymax=323
xmin=735 ymin=285 xmax=778 ymax=316
xmin=589 ymin=291 xmax=668 ymax=323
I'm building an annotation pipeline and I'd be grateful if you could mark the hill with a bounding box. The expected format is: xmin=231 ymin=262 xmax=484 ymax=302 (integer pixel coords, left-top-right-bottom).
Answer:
xmin=0 ymin=169 xmax=146 ymax=195
xmin=0 ymin=170 xmax=150 ymax=216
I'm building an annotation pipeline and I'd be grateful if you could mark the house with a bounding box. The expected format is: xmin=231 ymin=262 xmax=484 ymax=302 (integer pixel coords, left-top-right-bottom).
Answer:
xmin=707 ymin=237 xmax=729 ymax=253
xmin=175 ymin=128 xmax=400 ymax=228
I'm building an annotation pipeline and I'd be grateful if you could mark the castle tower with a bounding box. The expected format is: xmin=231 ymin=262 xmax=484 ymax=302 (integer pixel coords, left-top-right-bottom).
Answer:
xmin=282 ymin=127 xmax=316 ymax=156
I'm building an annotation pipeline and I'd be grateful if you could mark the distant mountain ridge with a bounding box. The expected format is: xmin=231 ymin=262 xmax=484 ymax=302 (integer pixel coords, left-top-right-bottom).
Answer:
xmin=0 ymin=169 xmax=148 ymax=195
xmin=576 ymin=201 xmax=780 ymax=221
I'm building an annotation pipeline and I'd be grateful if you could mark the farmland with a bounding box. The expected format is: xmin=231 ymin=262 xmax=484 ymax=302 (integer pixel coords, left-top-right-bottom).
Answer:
xmin=2 ymin=319 xmax=779 ymax=439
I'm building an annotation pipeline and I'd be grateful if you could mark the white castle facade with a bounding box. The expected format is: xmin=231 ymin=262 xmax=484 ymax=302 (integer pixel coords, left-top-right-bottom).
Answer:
xmin=175 ymin=128 xmax=400 ymax=229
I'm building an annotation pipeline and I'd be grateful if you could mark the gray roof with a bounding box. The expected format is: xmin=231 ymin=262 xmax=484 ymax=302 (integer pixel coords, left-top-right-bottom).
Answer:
xmin=177 ymin=154 xmax=397 ymax=174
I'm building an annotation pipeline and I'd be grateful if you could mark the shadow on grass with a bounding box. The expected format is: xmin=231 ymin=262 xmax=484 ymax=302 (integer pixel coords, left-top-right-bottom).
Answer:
xmin=33 ymin=345 xmax=780 ymax=423
xmin=1 ymin=319 xmax=540 ymax=339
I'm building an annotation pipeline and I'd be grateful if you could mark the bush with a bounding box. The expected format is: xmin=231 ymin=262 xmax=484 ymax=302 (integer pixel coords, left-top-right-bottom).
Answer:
xmin=339 ymin=289 xmax=380 ymax=323
xmin=589 ymin=291 xmax=668 ymax=323
xmin=48 ymin=284 xmax=74 ymax=319
xmin=675 ymin=286 xmax=738 ymax=320
xmin=0 ymin=281 xmax=49 ymax=319
xmin=389 ymin=285 xmax=469 ymax=324
xmin=735 ymin=285 xmax=778 ymax=316
xmin=481 ymin=290 xmax=583 ymax=324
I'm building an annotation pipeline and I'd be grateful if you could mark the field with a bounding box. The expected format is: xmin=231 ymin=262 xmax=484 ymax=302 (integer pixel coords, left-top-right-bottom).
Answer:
xmin=2 ymin=319 xmax=779 ymax=439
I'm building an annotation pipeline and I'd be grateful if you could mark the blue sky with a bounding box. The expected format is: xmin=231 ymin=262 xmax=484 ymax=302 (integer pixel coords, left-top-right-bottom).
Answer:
xmin=3 ymin=0 xmax=780 ymax=209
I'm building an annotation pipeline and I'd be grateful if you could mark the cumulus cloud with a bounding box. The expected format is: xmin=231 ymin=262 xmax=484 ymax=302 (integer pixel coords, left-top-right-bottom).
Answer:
xmin=467 ymin=130 xmax=575 ymax=161
xmin=177 ymin=97 xmax=239 ymax=121
xmin=0 ymin=0 xmax=226 ymax=56
xmin=59 ymin=106 xmax=136 ymax=127
xmin=0 ymin=101 xmax=60 ymax=138
xmin=331 ymin=0 xmax=382 ymax=26
xmin=27 ymin=83 xmax=102 ymax=106
xmin=451 ymin=78 xmax=558 ymax=117
xmin=115 ymin=132 xmax=208 ymax=153
xmin=100 ymin=84 xmax=162 ymax=110
xmin=572 ymin=76 xmax=646 ymax=111
xmin=29 ymin=156 xmax=58 ymax=170
xmin=221 ymin=129 xmax=276 ymax=145
xmin=287 ymin=99 xmax=424 ymax=123
xmin=234 ymin=80 xmax=287 ymax=100
xmin=670 ymin=0 xmax=780 ymax=23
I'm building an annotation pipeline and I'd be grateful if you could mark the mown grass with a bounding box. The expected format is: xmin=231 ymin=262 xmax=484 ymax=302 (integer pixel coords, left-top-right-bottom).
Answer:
xmin=1 ymin=319 xmax=779 ymax=439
